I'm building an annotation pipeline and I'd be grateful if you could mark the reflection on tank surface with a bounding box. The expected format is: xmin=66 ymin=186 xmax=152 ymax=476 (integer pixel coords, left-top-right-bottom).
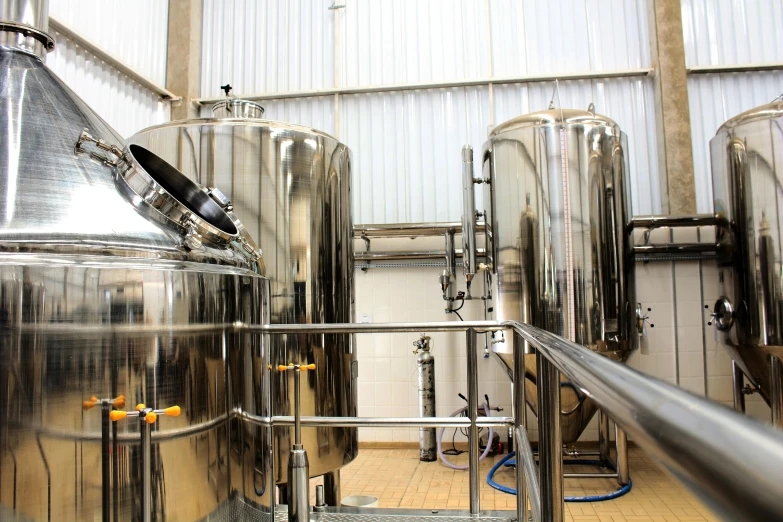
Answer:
xmin=482 ymin=109 xmax=637 ymax=443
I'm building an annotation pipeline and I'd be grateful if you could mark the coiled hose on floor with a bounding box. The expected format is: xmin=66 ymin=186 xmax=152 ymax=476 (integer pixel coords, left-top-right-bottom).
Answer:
xmin=486 ymin=451 xmax=632 ymax=502
xmin=437 ymin=402 xmax=494 ymax=470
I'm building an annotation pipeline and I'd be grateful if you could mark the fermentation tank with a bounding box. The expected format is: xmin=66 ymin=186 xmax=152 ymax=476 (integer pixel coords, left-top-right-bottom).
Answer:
xmin=129 ymin=101 xmax=357 ymax=495
xmin=0 ymin=3 xmax=271 ymax=519
xmin=480 ymin=108 xmax=638 ymax=442
xmin=710 ymin=97 xmax=783 ymax=422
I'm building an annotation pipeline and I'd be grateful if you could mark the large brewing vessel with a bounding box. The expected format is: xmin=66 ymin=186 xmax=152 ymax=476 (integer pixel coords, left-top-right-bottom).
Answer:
xmin=479 ymin=108 xmax=638 ymax=442
xmin=0 ymin=3 xmax=271 ymax=519
xmin=711 ymin=97 xmax=783 ymax=422
xmin=130 ymin=101 xmax=357 ymax=492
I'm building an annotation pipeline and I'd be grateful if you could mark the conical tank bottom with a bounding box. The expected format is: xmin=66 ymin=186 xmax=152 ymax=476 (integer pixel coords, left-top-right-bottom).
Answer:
xmin=496 ymin=352 xmax=615 ymax=443
xmin=730 ymin=346 xmax=783 ymax=407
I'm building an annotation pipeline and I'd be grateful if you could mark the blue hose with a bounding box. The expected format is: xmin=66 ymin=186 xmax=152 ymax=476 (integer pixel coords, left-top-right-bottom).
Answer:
xmin=486 ymin=451 xmax=633 ymax=502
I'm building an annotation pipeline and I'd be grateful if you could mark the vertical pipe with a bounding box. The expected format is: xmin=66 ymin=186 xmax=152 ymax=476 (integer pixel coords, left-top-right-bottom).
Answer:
xmin=732 ymin=360 xmax=746 ymax=413
xmin=598 ymin=409 xmax=610 ymax=462
xmin=294 ymin=368 xmax=302 ymax=446
xmin=466 ymin=328 xmax=480 ymax=515
xmin=462 ymin=145 xmax=478 ymax=292
xmin=140 ymin=416 xmax=151 ymax=522
xmin=101 ymin=402 xmax=111 ymax=522
xmin=771 ymin=355 xmax=783 ymax=428
xmin=615 ymin=423 xmax=629 ymax=486
xmin=537 ymin=356 xmax=563 ymax=522
xmin=513 ymin=333 xmax=528 ymax=522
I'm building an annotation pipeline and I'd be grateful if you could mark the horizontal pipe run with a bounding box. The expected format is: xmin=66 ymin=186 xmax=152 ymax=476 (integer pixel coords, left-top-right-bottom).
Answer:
xmin=564 ymin=473 xmax=618 ymax=479
xmin=354 ymin=222 xmax=485 ymax=238
xmin=196 ymin=68 xmax=653 ymax=104
xmin=687 ymin=62 xmax=783 ymax=74
xmin=270 ymin=416 xmax=513 ymax=428
xmin=630 ymin=214 xmax=716 ymax=229
xmin=633 ymin=243 xmax=716 ymax=255
xmin=48 ymin=17 xmax=179 ymax=101
xmin=258 ymin=321 xmax=503 ymax=334
xmin=355 ymin=248 xmax=485 ymax=262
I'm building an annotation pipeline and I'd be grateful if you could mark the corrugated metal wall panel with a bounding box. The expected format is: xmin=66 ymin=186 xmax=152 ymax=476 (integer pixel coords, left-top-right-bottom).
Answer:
xmin=490 ymin=0 xmax=650 ymax=77
xmin=49 ymin=0 xmax=169 ymax=85
xmin=681 ymin=0 xmax=783 ymax=66
xmin=342 ymin=87 xmax=490 ymax=224
xmin=688 ymin=71 xmax=783 ymax=213
xmin=48 ymin=30 xmax=171 ymax=138
xmin=493 ymin=77 xmax=660 ymax=216
xmin=200 ymin=0 xmax=334 ymax=97
xmin=339 ymin=0 xmax=489 ymax=87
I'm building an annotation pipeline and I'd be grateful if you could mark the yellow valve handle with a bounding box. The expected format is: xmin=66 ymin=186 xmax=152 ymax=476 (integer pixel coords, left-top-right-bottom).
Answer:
xmin=136 ymin=403 xmax=145 ymax=411
xmin=113 ymin=395 xmax=125 ymax=409
xmin=163 ymin=406 xmax=181 ymax=417
xmin=145 ymin=412 xmax=157 ymax=424
xmin=278 ymin=364 xmax=316 ymax=371
xmin=109 ymin=410 xmax=127 ymax=422
xmin=82 ymin=396 xmax=98 ymax=410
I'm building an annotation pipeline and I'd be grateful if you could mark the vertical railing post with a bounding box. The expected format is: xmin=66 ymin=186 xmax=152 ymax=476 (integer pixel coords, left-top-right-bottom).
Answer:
xmin=513 ymin=332 xmax=528 ymax=522
xmin=466 ymin=327 xmax=480 ymax=515
xmin=598 ymin=409 xmax=610 ymax=463
xmin=537 ymin=355 xmax=563 ymax=522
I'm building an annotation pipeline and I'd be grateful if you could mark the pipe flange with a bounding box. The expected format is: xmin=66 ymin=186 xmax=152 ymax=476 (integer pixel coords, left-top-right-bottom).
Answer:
xmin=0 ymin=21 xmax=55 ymax=52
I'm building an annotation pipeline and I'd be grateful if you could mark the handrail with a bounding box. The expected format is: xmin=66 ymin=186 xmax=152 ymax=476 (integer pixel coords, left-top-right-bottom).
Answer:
xmin=510 ymin=322 xmax=783 ymax=522
xmin=255 ymin=320 xmax=783 ymax=521
xmin=515 ymin=427 xmax=541 ymax=522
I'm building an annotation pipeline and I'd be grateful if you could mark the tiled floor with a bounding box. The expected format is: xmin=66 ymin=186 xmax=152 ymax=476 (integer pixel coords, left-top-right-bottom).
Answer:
xmin=315 ymin=447 xmax=719 ymax=521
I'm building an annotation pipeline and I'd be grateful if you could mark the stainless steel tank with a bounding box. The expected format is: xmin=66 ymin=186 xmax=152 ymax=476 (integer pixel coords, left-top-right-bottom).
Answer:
xmin=129 ymin=102 xmax=357 ymax=492
xmin=710 ymin=96 xmax=783 ymax=422
xmin=0 ymin=4 xmax=271 ymax=519
xmin=480 ymin=108 xmax=638 ymax=442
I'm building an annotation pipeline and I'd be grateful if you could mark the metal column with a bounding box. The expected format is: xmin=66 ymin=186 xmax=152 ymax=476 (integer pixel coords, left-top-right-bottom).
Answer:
xmin=732 ymin=360 xmax=746 ymax=413
xmin=771 ymin=355 xmax=783 ymax=428
xmin=537 ymin=355 xmax=564 ymax=522
xmin=465 ymin=328 xmax=480 ymax=515
xmin=101 ymin=402 xmax=111 ymax=522
xmin=512 ymin=333 xmax=528 ymax=522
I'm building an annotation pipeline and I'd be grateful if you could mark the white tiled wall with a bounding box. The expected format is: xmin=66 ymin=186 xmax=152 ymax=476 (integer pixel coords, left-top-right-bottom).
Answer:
xmin=354 ymin=227 xmax=772 ymax=445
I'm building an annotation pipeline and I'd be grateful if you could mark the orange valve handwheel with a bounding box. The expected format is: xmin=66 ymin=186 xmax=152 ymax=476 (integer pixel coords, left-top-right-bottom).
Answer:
xmin=278 ymin=365 xmax=290 ymax=372
xmin=113 ymin=395 xmax=126 ymax=409
xmin=135 ymin=403 xmax=145 ymax=411
xmin=109 ymin=410 xmax=127 ymax=421
xmin=301 ymin=364 xmax=316 ymax=371
xmin=82 ymin=397 xmax=97 ymax=410
xmin=164 ymin=405 xmax=181 ymax=417
xmin=145 ymin=412 xmax=157 ymax=424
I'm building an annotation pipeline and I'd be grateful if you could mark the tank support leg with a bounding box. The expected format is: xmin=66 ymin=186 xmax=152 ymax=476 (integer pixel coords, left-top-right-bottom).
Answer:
xmin=323 ymin=470 xmax=341 ymax=506
xmin=732 ymin=360 xmax=746 ymax=413
xmin=771 ymin=355 xmax=783 ymax=428
xmin=614 ymin=423 xmax=630 ymax=486
xmin=598 ymin=409 xmax=610 ymax=463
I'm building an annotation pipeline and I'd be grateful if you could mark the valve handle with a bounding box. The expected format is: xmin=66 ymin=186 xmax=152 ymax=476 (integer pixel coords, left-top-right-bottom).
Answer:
xmin=110 ymin=404 xmax=180 ymax=423
xmin=84 ymin=395 xmax=125 ymax=410
xmin=109 ymin=410 xmax=127 ymax=421
xmin=278 ymin=363 xmax=316 ymax=371
xmin=82 ymin=396 xmax=98 ymax=410
xmin=164 ymin=405 xmax=181 ymax=417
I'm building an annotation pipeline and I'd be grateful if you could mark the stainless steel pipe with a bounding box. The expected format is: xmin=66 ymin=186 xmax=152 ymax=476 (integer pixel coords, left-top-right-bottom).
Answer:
xmin=269 ymin=416 xmax=513 ymax=428
xmin=461 ymin=145 xmax=478 ymax=286
xmin=466 ymin=328 xmax=480 ymax=515
xmin=630 ymin=214 xmax=716 ymax=229
xmin=515 ymin=427 xmax=541 ymax=522
xmin=354 ymin=247 xmax=486 ymax=262
xmin=537 ymin=355 xmax=564 ymax=522
xmin=353 ymin=221 xmax=485 ymax=238
xmin=633 ymin=243 xmax=716 ymax=255
xmin=513 ymin=333 xmax=528 ymax=522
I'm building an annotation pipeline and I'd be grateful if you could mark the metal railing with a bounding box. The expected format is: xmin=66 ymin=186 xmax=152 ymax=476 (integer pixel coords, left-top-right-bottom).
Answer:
xmin=254 ymin=320 xmax=783 ymax=522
